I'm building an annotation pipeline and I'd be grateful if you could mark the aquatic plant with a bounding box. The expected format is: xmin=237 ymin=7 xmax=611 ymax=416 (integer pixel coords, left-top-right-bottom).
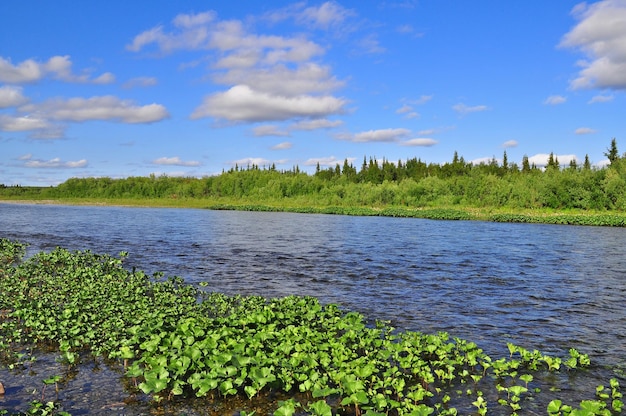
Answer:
xmin=0 ymin=238 xmax=622 ymax=415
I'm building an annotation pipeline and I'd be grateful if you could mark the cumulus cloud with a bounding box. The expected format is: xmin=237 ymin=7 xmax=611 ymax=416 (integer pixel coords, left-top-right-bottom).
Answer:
xmin=588 ymin=94 xmax=614 ymax=103
xmin=152 ymin=157 xmax=201 ymax=166
xmin=191 ymin=85 xmax=346 ymax=122
xmin=400 ymin=138 xmax=438 ymax=147
xmin=528 ymin=153 xmax=578 ymax=167
xmin=560 ymin=0 xmax=626 ymax=90
xmin=20 ymin=96 xmax=169 ymax=123
xmin=543 ymin=95 xmax=567 ymax=105
xmin=0 ymin=115 xmax=52 ymax=131
xmin=502 ymin=140 xmax=518 ymax=148
xmin=452 ymin=103 xmax=488 ymax=115
xmin=272 ymin=141 xmax=292 ymax=150
xmin=213 ymin=63 xmax=344 ymax=96
xmin=304 ymin=155 xmax=350 ymax=167
xmin=0 ymin=86 xmax=28 ymax=108
xmin=23 ymin=157 xmax=88 ymax=169
xmin=253 ymin=125 xmax=290 ymax=137
xmin=128 ymin=10 xmax=349 ymax=125
xmin=575 ymin=127 xmax=597 ymax=134
xmin=231 ymin=157 xmax=271 ymax=168
xmin=128 ymin=12 xmax=323 ymax=63
xmin=0 ymin=55 xmax=114 ymax=84
xmin=336 ymin=128 xmax=410 ymax=143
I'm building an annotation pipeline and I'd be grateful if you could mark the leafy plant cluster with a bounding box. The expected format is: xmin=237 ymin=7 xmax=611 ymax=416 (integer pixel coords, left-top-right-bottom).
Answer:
xmin=3 ymin=140 xmax=626 ymax=214
xmin=0 ymin=238 xmax=623 ymax=415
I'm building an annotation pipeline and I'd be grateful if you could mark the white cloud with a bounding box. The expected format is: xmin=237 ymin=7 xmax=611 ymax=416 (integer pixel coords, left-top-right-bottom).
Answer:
xmin=0 ymin=115 xmax=52 ymax=131
xmin=400 ymin=138 xmax=438 ymax=147
xmin=502 ymin=140 xmax=518 ymax=148
xmin=213 ymin=63 xmax=344 ymax=96
xmin=560 ymin=0 xmax=626 ymax=90
xmin=0 ymin=55 xmax=114 ymax=84
xmin=153 ymin=157 xmax=201 ymax=166
xmin=263 ymin=2 xmax=355 ymax=32
xmin=543 ymin=95 xmax=567 ymax=105
xmin=126 ymin=11 xmax=217 ymax=53
xmin=304 ymin=156 xmax=349 ymax=167
xmin=0 ymin=86 xmax=28 ymax=108
xmin=588 ymin=94 xmax=614 ymax=103
xmin=396 ymin=104 xmax=413 ymax=114
xmin=128 ymin=10 xmax=349 ymax=126
xmin=452 ymin=103 xmax=488 ymax=114
xmin=191 ymin=85 xmax=346 ymax=122
xmin=214 ymin=50 xmax=260 ymax=69
xmin=272 ymin=142 xmax=292 ymax=150
xmin=528 ymin=153 xmax=578 ymax=167
xmin=409 ymin=95 xmax=433 ymax=105
xmin=92 ymin=72 xmax=115 ymax=84
xmin=299 ymin=1 xmax=353 ymax=29
xmin=24 ymin=157 xmax=88 ymax=169
xmin=231 ymin=157 xmax=271 ymax=167
xmin=575 ymin=127 xmax=597 ymax=134
xmin=0 ymin=57 xmax=43 ymax=83
xmin=128 ymin=12 xmax=324 ymax=64
xmin=471 ymin=157 xmax=497 ymax=165
xmin=253 ymin=125 xmax=290 ymax=137
xmin=290 ymin=118 xmax=343 ymax=130
xmin=298 ymin=2 xmax=354 ymax=29
xmin=21 ymin=96 xmax=169 ymax=123
xmin=172 ymin=11 xmax=216 ymax=28
xmin=336 ymin=128 xmax=410 ymax=143
xmin=356 ymin=34 xmax=386 ymax=54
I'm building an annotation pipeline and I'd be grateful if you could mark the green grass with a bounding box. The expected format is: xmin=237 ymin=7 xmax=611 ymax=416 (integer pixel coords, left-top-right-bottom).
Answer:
xmin=5 ymin=194 xmax=626 ymax=227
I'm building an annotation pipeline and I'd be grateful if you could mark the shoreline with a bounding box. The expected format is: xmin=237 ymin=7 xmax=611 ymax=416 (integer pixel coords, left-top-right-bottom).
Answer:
xmin=2 ymin=197 xmax=626 ymax=227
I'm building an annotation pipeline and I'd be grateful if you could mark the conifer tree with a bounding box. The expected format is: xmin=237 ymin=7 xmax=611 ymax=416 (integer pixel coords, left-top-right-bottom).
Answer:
xmin=604 ymin=138 xmax=619 ymax=165
xmin=583 ymin=154 xmax=591 ymax=170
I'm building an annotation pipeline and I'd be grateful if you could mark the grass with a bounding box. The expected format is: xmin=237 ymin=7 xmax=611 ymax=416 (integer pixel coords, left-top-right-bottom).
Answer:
xmin=3 ymin=195 xmax=626 ymax=227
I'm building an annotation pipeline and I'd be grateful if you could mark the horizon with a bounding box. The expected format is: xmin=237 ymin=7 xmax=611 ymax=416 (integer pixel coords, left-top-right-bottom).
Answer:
xmin=1 ymin=1 xmax=625 ymax=186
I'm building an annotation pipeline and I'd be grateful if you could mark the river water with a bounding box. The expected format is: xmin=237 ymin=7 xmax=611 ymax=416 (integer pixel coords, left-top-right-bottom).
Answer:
xmin=1 ymin=203 xmax=625 ymax=414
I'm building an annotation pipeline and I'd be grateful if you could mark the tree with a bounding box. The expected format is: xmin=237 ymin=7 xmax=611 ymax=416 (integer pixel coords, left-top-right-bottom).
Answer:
xmin=583 ymin=154 xmax=591 ymax=170
xmin=522 ymin=155 xmax=531 ymax=173
xmin=604 ymin=138 xmax=619 ymax=165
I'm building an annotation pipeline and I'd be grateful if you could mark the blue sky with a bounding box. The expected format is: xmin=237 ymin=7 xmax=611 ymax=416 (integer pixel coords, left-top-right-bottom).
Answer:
xmin=1 ymin=1 xmax=625 ymax=186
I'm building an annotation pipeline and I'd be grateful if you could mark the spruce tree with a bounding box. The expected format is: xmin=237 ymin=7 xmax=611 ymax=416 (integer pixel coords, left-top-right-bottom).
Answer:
xmin=604 ymin=138 xmax=619 ymax=165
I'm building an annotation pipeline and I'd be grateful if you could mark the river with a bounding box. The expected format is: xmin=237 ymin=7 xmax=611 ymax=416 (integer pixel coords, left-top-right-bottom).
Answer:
xmin=0 ymin=203 xmax=625 ymax=414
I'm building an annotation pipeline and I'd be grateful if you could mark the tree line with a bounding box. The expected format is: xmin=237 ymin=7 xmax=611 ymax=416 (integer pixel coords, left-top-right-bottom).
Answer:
xmin=2 ymin=139 xmax=626 ymax=211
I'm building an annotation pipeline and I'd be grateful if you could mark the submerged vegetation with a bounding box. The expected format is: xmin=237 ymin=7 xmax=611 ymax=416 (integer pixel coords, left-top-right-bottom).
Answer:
xmin=0 ymin=239 xmax=623 ymax=415
xmin=2 ymin=139 xmax=626 ymax=226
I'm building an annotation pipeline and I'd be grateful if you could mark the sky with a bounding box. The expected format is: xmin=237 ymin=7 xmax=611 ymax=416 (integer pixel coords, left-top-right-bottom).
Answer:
xmin=1 ymin=0 xmax=625 ymax=186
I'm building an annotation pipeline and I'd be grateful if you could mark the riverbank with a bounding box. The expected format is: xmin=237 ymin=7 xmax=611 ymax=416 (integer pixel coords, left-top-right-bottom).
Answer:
xmin=2 ymin=196 xmax=626 ymax=227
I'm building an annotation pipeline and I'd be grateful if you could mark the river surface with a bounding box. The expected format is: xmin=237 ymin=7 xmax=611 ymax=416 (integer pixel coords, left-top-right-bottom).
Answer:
xmin=1 ymin=203 xmax=625 ymax=414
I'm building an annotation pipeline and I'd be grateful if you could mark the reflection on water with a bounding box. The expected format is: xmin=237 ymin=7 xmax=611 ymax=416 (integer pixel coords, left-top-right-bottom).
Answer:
xmin=1 ymin=203 xmax=625 ymax=412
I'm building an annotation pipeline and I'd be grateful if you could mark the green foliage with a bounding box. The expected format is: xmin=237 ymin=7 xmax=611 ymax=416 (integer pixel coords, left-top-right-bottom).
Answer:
xmin=0 ymin=238 xmax=622 ymax=415
xmin=3 ymin=139 xmax=626 ymax=225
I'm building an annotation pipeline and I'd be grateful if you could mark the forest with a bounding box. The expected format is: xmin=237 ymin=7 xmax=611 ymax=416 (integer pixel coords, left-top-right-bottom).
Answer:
xmin=2 ymin=139 xmax=626 ymax=213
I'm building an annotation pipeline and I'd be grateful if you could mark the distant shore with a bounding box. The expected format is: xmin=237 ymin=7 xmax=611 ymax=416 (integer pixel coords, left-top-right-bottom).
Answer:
xmin=2 ymin=197 xmax=626 ymax=227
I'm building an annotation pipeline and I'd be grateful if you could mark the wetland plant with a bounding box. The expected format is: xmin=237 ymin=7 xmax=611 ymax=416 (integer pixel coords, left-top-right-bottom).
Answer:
xmin=0 ymin=238 xmax=622 ymax=415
